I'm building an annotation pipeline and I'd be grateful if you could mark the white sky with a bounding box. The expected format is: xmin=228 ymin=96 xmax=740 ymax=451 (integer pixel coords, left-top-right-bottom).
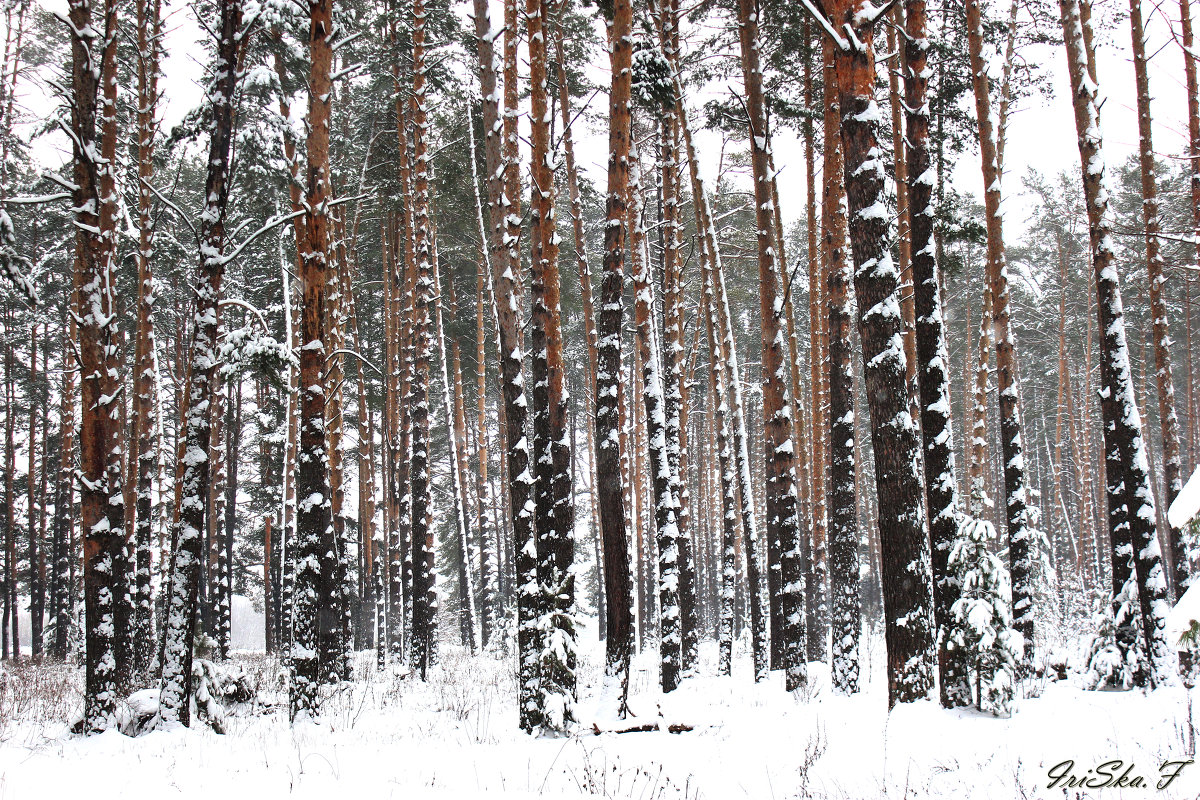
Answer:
xmin=21 ymin=0 xmax=1194 ymax=244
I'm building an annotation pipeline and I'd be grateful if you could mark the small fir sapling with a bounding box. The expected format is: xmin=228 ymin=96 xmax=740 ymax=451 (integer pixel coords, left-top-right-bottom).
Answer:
xmin=948 ymin=517 xmax=1023 ymax=715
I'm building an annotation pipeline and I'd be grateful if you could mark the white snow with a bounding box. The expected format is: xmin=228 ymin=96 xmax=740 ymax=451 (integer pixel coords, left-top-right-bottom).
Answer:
xmin=3 ymin=627 xmax=1197 ymax=799
xmin=1168 ymin=466 xmax=1200 ymax=530
xmin=1167 ymin=582 xmax=1200 ymax=646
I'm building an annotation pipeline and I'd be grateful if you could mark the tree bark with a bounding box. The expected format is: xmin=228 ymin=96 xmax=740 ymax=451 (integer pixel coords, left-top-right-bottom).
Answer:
xmin=735 ymin=0 xmax=806 ymax=691
xmin=821 ymin=31 xmax=861 ymax=696
xmin=905 ymin=0 xmax=970 ymax=708
xmin=813 ymin=0 xmax=937 ymax=707
xmin=966 ymin=0 xmax=1037 ymax=664
xmin=1128 ymin=0 xmax=1185 ymax=597
xmin=1059 ymin=0 xmax=1175 ymax=688
xmin=289 ymin=0 xmax=340 ymax=716
xmin=526 ymin=0 xmax=576 ymax=728
xmin=596 ymin=0 xmax=637 ymax=716
xmin=68 ymin=0 xmax=127 ymax=730
xmin=129 ymin=0 xmax=163 ymax=680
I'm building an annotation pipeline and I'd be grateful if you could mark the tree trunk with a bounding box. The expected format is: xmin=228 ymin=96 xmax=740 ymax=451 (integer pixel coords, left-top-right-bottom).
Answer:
xmin=628 ymin=145 xmax=683 ymax=692
xmin=289 ymin=0 xmax=339 ymax=716
xmin=434 ymin=264 xmax=477 ymax=655
xmin=1181 ymin=0 xmax=1200 ymax=498
xmin=966 ymin=0 xmax=1037 ymax=664
xmin=596 ymin=0 xmax=637 ymax=716
xmin=816 ymin=0 xmax=938 ymax=707
xmin=1059 ymin=0 xmax=1175 ymax=688
xmin=820 ymin=31 xmax=861 ymax=696
xmin=49 ymin=317 xmax=76 ymax=661
xmin=653 ymin=0 xmax=697 ymax=677
xmin=470 ymin=0 xmax=505 ymax=652
xmin=735 ymin=0 xmax=806 ymax=691
xmin=130 ymin=0 xmax=162 ymax=681
xmin=406 ymin=0 xmax=437 ymax=681
xmin=157 ymin=0 xmax=243 ymax=727
xmin=1128 ymin=0 xmax=1185 ymax=597
xmin=905 ymin=0 xmax=970 ymax=708
xmin=3 ymin=319 xmax=14 ymax=662
xmin=27 ymin=325 xmax=41 ymax=657
xmin=527 ymin=0 xmax=576 ymax=729
xmin=68 ymin=0 xmax=127 ymax=731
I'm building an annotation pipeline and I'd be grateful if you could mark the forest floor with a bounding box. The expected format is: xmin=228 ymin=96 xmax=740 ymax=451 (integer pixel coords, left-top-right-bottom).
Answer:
xmin=0 ymin=624 xmax=1197 ymax=800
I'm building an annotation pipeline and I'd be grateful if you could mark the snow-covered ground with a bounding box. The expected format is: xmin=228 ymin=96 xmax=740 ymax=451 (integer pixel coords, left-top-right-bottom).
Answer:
xmin=2 ymin=624 xmax=1197 ymax=800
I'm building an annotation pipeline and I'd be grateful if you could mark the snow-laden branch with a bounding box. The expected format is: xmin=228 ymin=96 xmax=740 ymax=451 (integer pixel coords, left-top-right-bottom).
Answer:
xmin=218 ymin=209 xmax=305 ymax=266
xmin=797 ymin=0 xmax=849 ymax=51
xmin=219 ymin=297 xmax=272 ymax=335
xmin=142 ymin=178 xmax=200 ymax=242
xmin=327 ymin=347 xmax=384 ymax=378
xmin=2 ymin=192 xmax=72 ymax=205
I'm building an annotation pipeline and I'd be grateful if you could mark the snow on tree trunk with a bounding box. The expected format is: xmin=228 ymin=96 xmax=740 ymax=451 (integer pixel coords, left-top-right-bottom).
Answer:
xmin=526 ymin=0 xmax=576 ymax=730
xmin=289 ymin=0 xmax=341 ymax=716
xmin=406 ymin=0 xmax=438 ymax=682
xmin=736 ymin=0 xmax=806 ymax=691
xmin=966 ymin=0 xmax=1038 ymax=669
xmin=433 ymin=256 xmax=478 ymax=656
xmin=465 ymin=111 xmax=499 ymax=650
xmin=596 ymin=0 xmax=637 ymax=719
xmin=814 ymin=0 xmax=938 ymax=707
xmin=157 ymin=0 xmax=242 ymax=728
xmin=628 ymin=144 xmax=683 ymax=694
xmin=130 ymin=0 xmax=162 ymax=682
xmin=209 ymin=374 xmax=230 ymax=658
xmin=822 ymin=32 xmax=860 ymax=696
xmin=654 ymin=0 xmax=697 ymax=678
xmin=1059 ymin=0 xmax=1176 ymax=689
xmin=1128 ymin=0 xmax=1185 ymax=599
xmin=673 ymin=76 xmax=746 ymax=678
xmin=1181 ymin=0 xmax=1200 ymax=543
xmin=49 ymin=323 xmax=77 ymax=661
xmin=908 ymin=0 xmax=970 ymax=708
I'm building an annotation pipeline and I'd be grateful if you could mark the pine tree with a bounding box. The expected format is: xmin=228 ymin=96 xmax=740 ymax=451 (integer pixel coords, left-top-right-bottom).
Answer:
xmin=158 ymin=0 xmax=247 ymax=728
xmin=290 ymin=0 xmax=340 ymax=715
xmin=947 ymin=518 xmax=1021 ymax=716
xmin=129 ymin=0 xmax=163 ymax=680
xmin=965 ymin=0 xmax=1038 ymax=668
xmin=804 ymin=0 xmax=937 ymax=707
xmin=1127 ymin=0 xmax=1185 ymax=598
xmin=822 ymin=32 xmax=860 ymax=695
xmin=1059 ymin=0 xmax=1176 ymax=689
xmin=907 ymin=0 xmax=970 ymax=707
xmin=595 ymin=0 xmax=637 ymax=718
xmin=735 ymin=0 xmax=806 ymax=691
xmin=527 ymin=0 xmax=576 ymax=728
xmin=405 ymin=0 xmax=438 ymax=681
xmin=67 ymin=0 xmax=128 ymax=731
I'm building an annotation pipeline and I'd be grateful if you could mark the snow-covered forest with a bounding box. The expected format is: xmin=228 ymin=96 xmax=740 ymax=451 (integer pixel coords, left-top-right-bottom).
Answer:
xmin=1 ymin=0 xmax=1200 ymax=796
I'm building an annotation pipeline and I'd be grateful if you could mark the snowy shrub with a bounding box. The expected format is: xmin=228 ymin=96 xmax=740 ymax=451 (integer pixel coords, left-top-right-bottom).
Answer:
xmin=0 ymin=660 xmax=81 ymax=741
xmin=947 ymin=517 xmax=1022 ymax=716
xmin=1082 ymin=591 xmax=1149 ymax=691
xmin=219 ymin=321 xmax=294 ymax=390
xmin=1182 ymin=518 xmax=1200 ymax=591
